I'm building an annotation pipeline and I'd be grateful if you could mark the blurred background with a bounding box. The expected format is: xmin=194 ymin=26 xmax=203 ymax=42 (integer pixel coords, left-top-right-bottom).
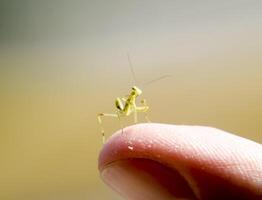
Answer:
xmin=0 ymin=0 xmax=262 ymax=199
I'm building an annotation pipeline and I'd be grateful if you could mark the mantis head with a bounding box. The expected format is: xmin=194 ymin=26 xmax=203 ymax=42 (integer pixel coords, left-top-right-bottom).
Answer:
xmin=132 ymin=86 xmax=142 ymax=96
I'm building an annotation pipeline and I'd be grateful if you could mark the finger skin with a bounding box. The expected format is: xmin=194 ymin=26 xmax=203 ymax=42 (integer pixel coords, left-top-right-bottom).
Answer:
xmin=98 ymin=123 xmax=262 ymax=200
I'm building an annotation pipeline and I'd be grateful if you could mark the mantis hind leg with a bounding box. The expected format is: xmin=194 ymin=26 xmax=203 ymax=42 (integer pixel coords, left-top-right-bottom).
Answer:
xmin=97 ymin=113 xmax=120 ymax=144
xmin=144 ymin=111 xmax=151 ymax=122
xmin=136 ymin=99 xmax=151 ymax=123
xmin=134 ymin=109 xmax=138 ymax=123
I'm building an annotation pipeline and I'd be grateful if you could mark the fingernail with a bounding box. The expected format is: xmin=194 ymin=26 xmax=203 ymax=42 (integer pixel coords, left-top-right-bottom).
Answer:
xmin=100 ymin=159 xmax=195 ymax=200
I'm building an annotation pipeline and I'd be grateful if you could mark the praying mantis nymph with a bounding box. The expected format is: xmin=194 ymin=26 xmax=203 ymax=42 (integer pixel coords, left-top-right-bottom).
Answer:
xmin=97 ymin=85 xmax=150 ymax=144
xmin=97 ymin=54 xmax=170 ymax=144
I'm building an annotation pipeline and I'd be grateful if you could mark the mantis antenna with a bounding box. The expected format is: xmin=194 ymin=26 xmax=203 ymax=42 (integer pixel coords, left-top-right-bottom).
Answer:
xmin=126 ymin=53 xmax=170 ymax=87
xmin=127 ymin=52 xmax=139 ymax=86
xmin=143 ymin=74 xmax=172 ymax=86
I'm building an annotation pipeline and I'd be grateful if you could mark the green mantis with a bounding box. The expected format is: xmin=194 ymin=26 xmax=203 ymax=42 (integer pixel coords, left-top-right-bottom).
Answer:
xmin=97 ymin=54 xmax=169 ymax=144
xmin=97 ymin=85 xmax=150 ymax=144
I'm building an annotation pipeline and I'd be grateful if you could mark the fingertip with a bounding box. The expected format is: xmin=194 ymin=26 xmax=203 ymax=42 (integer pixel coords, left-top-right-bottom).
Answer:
xmin=98 ymin=123 xmax=262 ymax=199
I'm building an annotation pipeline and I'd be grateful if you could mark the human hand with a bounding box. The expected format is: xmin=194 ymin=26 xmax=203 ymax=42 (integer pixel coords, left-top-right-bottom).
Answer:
xmin=98 ymin=123 xmax=262 ymax=200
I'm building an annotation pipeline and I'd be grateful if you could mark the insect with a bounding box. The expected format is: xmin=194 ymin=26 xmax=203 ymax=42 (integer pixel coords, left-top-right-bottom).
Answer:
xmin=97 ymin=85 xmax=150 ymax=144
xmin=97 ymin=54 xmax=170 ymax=144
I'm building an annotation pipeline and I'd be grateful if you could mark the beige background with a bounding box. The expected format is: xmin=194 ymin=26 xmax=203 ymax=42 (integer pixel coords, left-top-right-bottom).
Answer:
xmin=0 ymin=1 xmax=262 ymax=199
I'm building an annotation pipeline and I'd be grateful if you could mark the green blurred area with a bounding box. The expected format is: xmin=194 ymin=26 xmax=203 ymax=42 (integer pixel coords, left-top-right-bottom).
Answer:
xmin=0 ymin=1 xmax=262 ymax=200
